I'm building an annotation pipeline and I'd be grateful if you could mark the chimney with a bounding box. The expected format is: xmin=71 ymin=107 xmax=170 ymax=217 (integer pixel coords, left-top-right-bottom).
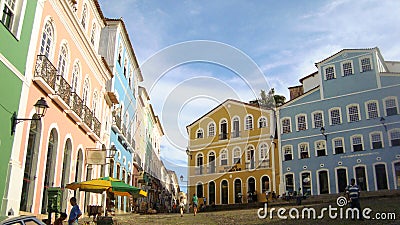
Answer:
xmin=288 ymin=85 xmax=304 ymax=100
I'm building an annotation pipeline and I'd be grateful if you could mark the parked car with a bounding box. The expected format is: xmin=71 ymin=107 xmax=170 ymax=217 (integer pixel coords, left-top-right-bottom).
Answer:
xmin=0 ymin=215 xmax=45 ymax=225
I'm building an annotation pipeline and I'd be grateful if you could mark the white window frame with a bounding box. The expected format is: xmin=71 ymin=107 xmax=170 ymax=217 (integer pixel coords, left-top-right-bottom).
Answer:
xmin=207 ymin=122 xmax=215 ymax=137
xmin=283 ymin=145 xmax=293 ymax=161
xmin=383 ymin=96 xmax=399 ymax=116
xmin=312 ymin=111 xmax=324 ymax=128
xmin=388 ymin=128 xmax=400 ymax=147
xmin=259 ymin=143 xmax=269 ymax=161
xmin=57 ymin=43 xmax=69 ymax=78
xmin=258 ymin=116 xmax=267 ymax=128
xmin=232 ymin=147 xmax=241 ymax=164
xmin=350 ymin=134 xmax=364 ymax=152
xmin=196 ymin=128 xmax=204 ymax=139
xmin=245 ymin=114 xmax=253 ymax=130
xmin=329 ymin=107 xmax=342 ymax=125
xmin=314 ymin=140 xmax=327 ymax=157
xmin=281 ymin=117 xmax=292 ymax=134
xmin=332 ymin=137 xmax=345 ymax=154
xmin=346 ymin=104 xmax=361 ymax=123
xmin=370 ymin=132 xmax=384 ymax=150
xmin=365 ymin=100 xmax=380 ymax=119
xmin=0 ymin=0 xmax=25 ymax=38
xmin=298 ymin=142 xmax=310 ymax=159
xmin=323 ymin=65 xmax=336 ymax=80
xmin=231 ymin=116 xmax=240 ymax=137
xmin=359 ymin=56 xmax=373 ymax=72
xmin=39 ymin=20 xmax=55 ymax=59
xmin=220 ymin=149 xmax=228 ymax=166
xmin=296 ymin=114 xmax=307 ymax=131
xmin=340 ymin=60 xmax=354 ymax=76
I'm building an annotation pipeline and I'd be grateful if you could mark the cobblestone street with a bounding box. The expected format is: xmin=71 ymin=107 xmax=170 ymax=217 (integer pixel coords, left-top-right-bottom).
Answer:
xmin=80 ymin=196 xmax=399 ymax=225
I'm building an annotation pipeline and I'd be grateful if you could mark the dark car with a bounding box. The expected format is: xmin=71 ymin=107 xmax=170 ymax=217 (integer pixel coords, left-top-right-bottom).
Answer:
xmin=0 ymin=215 xmax=45 ymax=225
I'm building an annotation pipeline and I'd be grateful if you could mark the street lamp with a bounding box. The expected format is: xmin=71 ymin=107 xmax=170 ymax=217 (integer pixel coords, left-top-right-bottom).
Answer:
xmin=186 ymin=147 xmax=192 ymax=160
xmin=180 ymin=175 xmax=189 ymax=213
xmin=320 ymin=127 xmax=327 ymax=140
xmin=11 ymin=97 xmax=49 ymax=135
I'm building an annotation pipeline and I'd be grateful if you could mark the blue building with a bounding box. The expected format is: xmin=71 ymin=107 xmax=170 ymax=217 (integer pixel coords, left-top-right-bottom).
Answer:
xmin=99 ymin=18 xmax=143 ymax=212
xmin=277 ymin=48 xmax=400 ymax=196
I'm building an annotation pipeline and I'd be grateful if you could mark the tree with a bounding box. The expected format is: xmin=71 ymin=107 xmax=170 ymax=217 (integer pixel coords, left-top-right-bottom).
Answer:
xmin=258 ymin=88 xmax=286 ymax=108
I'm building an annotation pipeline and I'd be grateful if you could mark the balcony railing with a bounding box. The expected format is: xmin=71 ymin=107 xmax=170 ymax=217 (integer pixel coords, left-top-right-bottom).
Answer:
xmin=207 ymin=165 xmax=216 ymax=174
xmin=219 ymin=133 xmax=228 ymax=140
xmin=122 ymin=125 xmax=127 ymax=136
xmin=55 ymin=75 xmax=71 ymax=105
xmin=259 ymin=159 xmax=270 ymax=168
xmin=195 ymin=166 xmax=204 ymax=175
xmin=70 ymin=92 xmax=83 ymax=118
xmin=92 ymin=116 xmax=101 ymax=137
xmin=245 ymin=161 xmax=255 ymax=170
xmin=34 ymin=55 xmax=57 ymax=91
xmin=113 ymin=112 xmax=122 ymax=131
xmin=231 ymin=131 xmax=241 ymax=138
xmin=82 ymin=105 xmax=93 ymax=128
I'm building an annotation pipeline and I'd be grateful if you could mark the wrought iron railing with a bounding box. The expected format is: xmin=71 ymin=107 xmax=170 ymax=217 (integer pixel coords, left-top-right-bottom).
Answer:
xmin=207 ymin=165 xmax=216 ymax=174
xmin=70 ymin=92 xmax=83 ymax=118
xmin=219 ymin=133 xmax=228 ymax=140
xmin=82 ymin=105 xmax=93 ymax=127
xmin=231 ymin=131 xmax=241 ymax=138
xmin=54 ymin=75 xmax=71 ymax=104
xmin=259 ymin=159 xmax=270 ymax=168
xmin=113 ymin=112 xmax=122 ymax=131
xmin=35 ymin=55 xmax=57 ymax=90
xmin=195 ymin=166 xmax=204 ymax=175
xmin=92 ymin=116 xmax=101 ymax=137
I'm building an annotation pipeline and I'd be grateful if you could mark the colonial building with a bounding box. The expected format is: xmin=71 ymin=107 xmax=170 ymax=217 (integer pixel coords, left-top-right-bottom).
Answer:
xmin=0 ymin=0 xmax=39 ymax=217
xmin=187 ymin=99 xmax=278 ymax=205
xmin=278 ymin=48 xmax=400 ymax=196
xmin=99 ymin=17 xmax=143 ymax=212
xmin=5 ymin=0 xmax=112 ymax=216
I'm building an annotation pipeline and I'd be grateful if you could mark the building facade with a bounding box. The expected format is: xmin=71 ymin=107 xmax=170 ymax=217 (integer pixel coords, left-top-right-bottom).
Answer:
xmin=99 ymin=18 xmax=143 ymax=212
xmin=0 ymin=0 xmax=39 ymax=217
xmin=5 ymin=0 xmax=112 ymax=216
xmin=187 ymin=99 xmax=279 ymax=205
xmin=278 ymin=48 xmax=400 ymax=196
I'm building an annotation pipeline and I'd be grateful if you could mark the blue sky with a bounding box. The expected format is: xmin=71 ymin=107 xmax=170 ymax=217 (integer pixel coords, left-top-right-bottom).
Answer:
xmin=98 ymin=0 xmax=400 ymax=191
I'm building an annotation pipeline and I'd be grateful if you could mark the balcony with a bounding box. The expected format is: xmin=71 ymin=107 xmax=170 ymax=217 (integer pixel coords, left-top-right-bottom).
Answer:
xmin=80 ymin=105 xmax=93 ymax=132
xmin=33 ymin=55 xmax=57 ymax=94
xmin=219 ymin=133 xmax=228 ymax=140
xmin=195 ymin=166 xmax=204 ymax=175
xmin=52 ymin=75 xmax=71 ymax=110
xmin=245 ymin=161 xmax=255 ymax=170
xmin=66 ymin=92 xmax=83 ymax=123
xmin=111 ymin=111 xmax=122 ymax=133
xmin=207 ymin=165 xmax=216 ymax=174
xmin=91 ymin=116 xmax=101 ymax=139
xmin=231 ymin=131 xmax=241 ymax=138
xmin=259 ymin=159 xmax=270 ymax=168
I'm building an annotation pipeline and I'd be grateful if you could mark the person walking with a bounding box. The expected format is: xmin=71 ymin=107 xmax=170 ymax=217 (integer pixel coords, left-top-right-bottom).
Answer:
xmin=68 ymin=197 xmax=82 ymax=225
xmin=346 ymin=178 xmax=362 ymax=220
xmin=192 ymin=194 xmax=198 ymax=216
xmin=179 ymin=196 xmax=185 ymax=217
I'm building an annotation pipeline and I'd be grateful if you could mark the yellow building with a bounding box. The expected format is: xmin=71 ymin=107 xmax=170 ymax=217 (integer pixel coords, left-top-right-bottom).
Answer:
xmin=186 ymin=99 xmax=279 ymax=205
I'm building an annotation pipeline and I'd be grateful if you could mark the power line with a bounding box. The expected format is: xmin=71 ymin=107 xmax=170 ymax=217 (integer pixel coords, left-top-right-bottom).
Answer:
xmin=0 ymin=102 xmax=14 ymax=115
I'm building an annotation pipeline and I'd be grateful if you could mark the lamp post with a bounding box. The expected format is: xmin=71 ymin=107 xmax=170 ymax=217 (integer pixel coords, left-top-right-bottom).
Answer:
xmin=180 ymin=175 xmax=189 ymax=213
xmin=320 ymin=127 xmax=327 ymax=140
xmin=11 ymin=97 xmax=49 ymax=135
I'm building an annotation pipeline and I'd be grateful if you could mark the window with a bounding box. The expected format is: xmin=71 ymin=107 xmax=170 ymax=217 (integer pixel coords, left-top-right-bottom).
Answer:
xmin=384 ymin=97 xmax=398 ymax=116
xmin=124 ymin=59 xmax=128 ymax=77
xmin=370 ymin=132 xmax=383 ymax=149
xmin=282 ymin=118 xmax=291 ymax=134
xmin=258 ymin=117 xmax=267 ymax=128
xmin=259 ymin=144 xmax=269 ymax=160
xmin=1 ymin=0 xmax=16 ymax=31
xmin=233 ymin=148 xmax=241 ymax=164
xmin=220 ymin=149 xmax=228 ymax=165
xmin=285 ymin=174 xmax=294 ymax=193
xmin=296 ymin=114 xmax=307 ymax=131
xmin=366 ymin=101 xmax=379 ymax=119
xmin=347 ymin=104 xmax=360 ymax=122
xmin=196 ymin=154 xmax=203 ymax=175
xmin=299 ymin=143 xmax=309 ymax=159
xmin=341 ymin=61 xmax=353 ymax=76
xmin=333 ymin=138 xmax=344 ymax=154
xmin=389 ymin=129 xmax=400 ymax=146
xmin=208 ymin=123 xmax=215 ymax=137
xmin=82 ymin=78 xmax=90 ymax=105
xmin=283 ymin=145 xmax=292 ymax=161
xmin=90 ymin=23 xmax=96 ymax=45
xmin=360 ymin=57 xmax=372 ymax=72
xmin=81 ymin=3 xmax=87 ymax=28
xmin=246 ymin=146 xmax=255 ymax=169
xmin=351 ymin=135 xmax=363 ymax=152
xmin=92 ymin=92 xmax=98 ymax=117
xmin=232 ymin=117 xmax=240 ymax=138
xmin=245 ymin=115 xmax=253 ymax=130
xmin=1 ymin=0 xmax=24 ymax=36
xmin=325 ymin=66 xmax=335 ymax=80
xmin=196 ymin=129 xmax=204 ymax=139
xmin=71 ymin=63 xmax=80 ymax=93
xmin=39 ymin=22 xmax=54 ymax=58
xmin=57 ymin=44 xmax=68 ymax=77
xmin=329 ymin=108 xmax=341 ymax=125
xmin=117 ymin=45 xmax=122 ymax=65
xmin=312 ymin=111 xmax=323 ymax=128
xmin=219 ymin=119 xmax=228 ymax=140
xmin=315 ymin=140 xmax=326 ymax=157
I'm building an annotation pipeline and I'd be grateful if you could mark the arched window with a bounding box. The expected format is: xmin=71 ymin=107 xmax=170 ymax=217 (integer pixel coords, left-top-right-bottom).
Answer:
xmin=259 ymin=143 xmax=269 ymax=160
xmin=57 ymin=44 xmax=68 ymax=77
xmin=92 ymin=91 xmax=98 ymax=117
xmin=71 ymin=63 xmax=80 ymax=93
xmin=196 ymin=183 xmax=203 ymax=198
xmin=232 ymin=117 xmax=240 ymax=138
xmin=61 ymin=139 xmax=72 ymax=211
xmin=39 ymin=22 xmax=54 ymax=58
xmin=219 ymin=119 xmax=228 ymax=140
xmin=208 ymin=123 xmax=215 ymax=137
xmin=75 ymin=149 xmax=84 ymax=199
xmin=221 ymin=180 xmax=228 ymax=204
xmin=81 ymin=3 xmax=87 ymax=28
xmin=246 ymin=146 xmax=255 ymax=169
xmin=196 ymin=153 xmax=203 ymax=175
xmin=220 ymin=149 xmax=228 ymax=165
xmin=82 ymin=77 xmax=90 ymax=105
xmin=261 ymin=176 xmax=270 ymax=193
xmin=233 ymin=147 xmax=241 ymax=164
xmin=41 ymin=128 xmax=58 ymax=214
xmin=196 ymin=129 xmax=204 ymax=138
xmin=90 ymin=23 xmax=96 ymax=45
xmin=245 ymin=115 xmax=253 ymax=130
xmin=258 ymin=117 xmax=267 ymax=128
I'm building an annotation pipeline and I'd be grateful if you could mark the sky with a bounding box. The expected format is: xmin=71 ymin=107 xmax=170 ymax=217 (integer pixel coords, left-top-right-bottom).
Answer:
xmin=98 ymin=0 xmax=400 ymax=191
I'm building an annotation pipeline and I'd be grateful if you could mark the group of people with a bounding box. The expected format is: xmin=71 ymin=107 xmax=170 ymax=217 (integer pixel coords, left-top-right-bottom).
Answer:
xmin=44 ymin=197 xmax=82 ymax=225
xmin=178 ymin=193 xmax=200 ymax=217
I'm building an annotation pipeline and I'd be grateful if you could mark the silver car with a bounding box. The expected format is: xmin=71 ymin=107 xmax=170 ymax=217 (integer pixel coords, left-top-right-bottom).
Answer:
xmin=0 ymin=216 xmax=46 ymax=225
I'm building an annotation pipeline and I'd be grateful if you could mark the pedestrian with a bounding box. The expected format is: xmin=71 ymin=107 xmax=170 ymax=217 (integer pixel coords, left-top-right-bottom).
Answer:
xmin=346 ymin=178 xmax=363 ymax=220
xmin=272 ymin=191 xmax=277 ymax=202
xmin=179 ymin=196 xmax=185 ymax=217
xmin=192 ymin=193 xmax=198 ymax=216
xmin=203 ymin=196 xmax=207 ymax=206
xmin=54 ymin=212 xmax=68 ymax=225
xmin=68 ymin=197 xmax=82 ymax=225
xmin=265 ymin=191 xmax=269 ymax=202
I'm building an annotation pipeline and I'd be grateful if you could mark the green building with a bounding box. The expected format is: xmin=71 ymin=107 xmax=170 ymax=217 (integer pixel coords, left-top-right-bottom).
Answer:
xmin=0 ymin=0 xmax=39 ymax=217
